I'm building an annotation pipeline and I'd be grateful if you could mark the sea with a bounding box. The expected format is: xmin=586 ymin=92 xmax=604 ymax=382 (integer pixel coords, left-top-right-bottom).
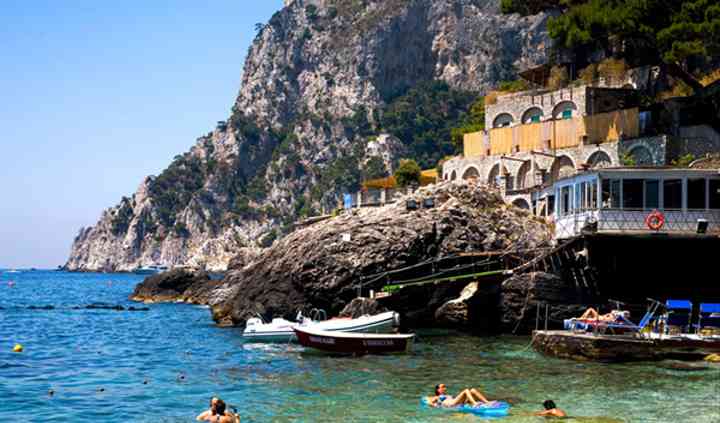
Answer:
xmin=0 ymin=270 xmax=718 ymax=422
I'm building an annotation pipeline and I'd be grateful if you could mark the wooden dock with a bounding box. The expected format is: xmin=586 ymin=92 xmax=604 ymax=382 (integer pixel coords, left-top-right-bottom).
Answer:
xmin=532 ymin=330 xmax=720 ymax=362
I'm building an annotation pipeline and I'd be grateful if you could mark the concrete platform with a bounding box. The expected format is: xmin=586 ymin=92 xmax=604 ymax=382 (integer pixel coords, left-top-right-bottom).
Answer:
xmin=532 ymin=330 xmax=720 ymax=362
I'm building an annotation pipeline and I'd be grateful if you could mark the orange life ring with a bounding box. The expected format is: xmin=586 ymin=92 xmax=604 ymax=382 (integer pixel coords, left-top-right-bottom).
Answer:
xmin=645 ymin=210 xmax=665 ymax=231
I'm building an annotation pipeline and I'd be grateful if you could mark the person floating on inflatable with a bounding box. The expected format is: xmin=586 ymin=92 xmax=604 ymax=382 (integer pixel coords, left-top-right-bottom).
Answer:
xmin=535 ymin=400 xmax=567 ymax=417
xmin=428 ymin=383 xmax=490 ymax=408
xmin=13 ymin=344 xmax=23 ymax=353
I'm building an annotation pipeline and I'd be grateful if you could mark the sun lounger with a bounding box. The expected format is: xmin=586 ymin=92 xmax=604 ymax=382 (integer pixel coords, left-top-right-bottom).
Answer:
xmin=699 ymin=303 xmax=720 ymax=336
xmin=664 ymin=300 xmax=692 ymax=334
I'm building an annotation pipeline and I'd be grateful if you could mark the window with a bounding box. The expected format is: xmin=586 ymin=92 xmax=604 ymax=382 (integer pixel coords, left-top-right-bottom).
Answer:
xmin=623 ymin=179 xmax=643 ymax=209
xmin=710 ymin=180 xmax=720 ymax=210
xmin=602 ymin=180 xmax=610 ymax=208
xmin=589 ymin=181 xmax=598 ymax=209
xmin=547 ymin=195 xmax=556 ymax=217
xmin=562 ymin=109 xmax=572 ymax=119
xmin=531 ymin=115 xmax=541 ymax=123
xmin=688 ymin=178 xmax=707 ymax=210
xmin=602 ymin=179 xmax=621 ymax=208
xmin=645 ymin=180 xmax=659 ymax=210
xmin=611 ymin=179 xmax=621 ymax=208
xmin=576 ymin=183 xmax=583 ymax=211
xmin=663 ymin=179 xmax=682 ymax=209
xmin=560 ymin=186 xmax=572 ymax=216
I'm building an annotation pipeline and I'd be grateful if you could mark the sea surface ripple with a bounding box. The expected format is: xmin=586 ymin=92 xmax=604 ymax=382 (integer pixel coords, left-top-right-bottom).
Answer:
xmin=0 ymin=270 xmax=718 ymax=422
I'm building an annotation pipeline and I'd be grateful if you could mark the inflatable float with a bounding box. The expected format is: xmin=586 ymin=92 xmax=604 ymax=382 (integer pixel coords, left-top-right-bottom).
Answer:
xmin=421 ymin=397 xmax=510 ymax=417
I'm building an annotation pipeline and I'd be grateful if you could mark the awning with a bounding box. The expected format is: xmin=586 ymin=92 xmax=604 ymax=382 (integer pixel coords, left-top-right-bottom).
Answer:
xmin=700 ymin=303 xmax=720 ymax=313
xmin=666 ymin=299 xmax=693 ymax=310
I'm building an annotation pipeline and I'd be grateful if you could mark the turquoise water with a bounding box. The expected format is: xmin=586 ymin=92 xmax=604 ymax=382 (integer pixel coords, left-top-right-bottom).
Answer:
xmin=0 ymin=270 xmax=718 ymax=422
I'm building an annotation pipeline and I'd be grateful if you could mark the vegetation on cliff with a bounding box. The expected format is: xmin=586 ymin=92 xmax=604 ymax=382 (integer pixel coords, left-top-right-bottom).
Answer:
xmin=503 ymin=0 xmax=719 ymax=92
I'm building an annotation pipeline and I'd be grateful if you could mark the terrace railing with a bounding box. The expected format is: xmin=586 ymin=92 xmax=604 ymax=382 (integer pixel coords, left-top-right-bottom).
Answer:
xmin=554 ymin=208 xmax=720 ymax=239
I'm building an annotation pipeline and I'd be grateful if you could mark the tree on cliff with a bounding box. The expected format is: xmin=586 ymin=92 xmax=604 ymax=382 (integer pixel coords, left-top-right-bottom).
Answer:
xmin=394 ymin=159 xmax=421 ymax=187
xmin=503 ymin=0 xmax=720 ymax=93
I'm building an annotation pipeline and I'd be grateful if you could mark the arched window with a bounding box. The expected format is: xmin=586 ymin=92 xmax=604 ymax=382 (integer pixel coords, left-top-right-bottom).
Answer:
xmin=550 ymin=155 xmax=575 ymax=181
xmin=492 ymin=113 xmax=514 ymax=128
xmin=462 ymin=167 xmax=480 ymax=180
xmin=586 ymin=151 xmax=612 ymax=169
xmin=516 ymin=161 xmax=534 ymax=189
xmin=450 ymin=170 xmax=457 ymax=181
xmin=488 ymin=163 xmax=512 ymax=189
xmin=521 ymin=107 xmax=544 ymax=124
xmin=552 ymin=101 xmax=577 ymax=120
xmin=512 ymin=198 xmax=531 ymax=210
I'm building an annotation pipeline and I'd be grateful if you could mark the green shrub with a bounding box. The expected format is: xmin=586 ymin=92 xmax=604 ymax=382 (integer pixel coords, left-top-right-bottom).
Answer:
xmin=394 ymin=159 xmax=421 ymax=187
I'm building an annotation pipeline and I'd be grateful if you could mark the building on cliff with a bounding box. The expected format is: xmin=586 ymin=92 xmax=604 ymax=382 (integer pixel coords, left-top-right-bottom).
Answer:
xmin=441 ymin=65 xmax=720 ymax=232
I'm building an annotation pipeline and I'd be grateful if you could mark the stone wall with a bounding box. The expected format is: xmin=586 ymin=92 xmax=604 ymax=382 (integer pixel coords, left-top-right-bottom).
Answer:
xmin=442 ymin=143 xmax=620 ymax=190
xmin=485 ymin=85 xmax=589 ymax=129
xmin=485 ymin=85 xmax=642 ymax=129
xmin=618 ymin=135 xmax=668 ymax=166
xmin=672 ymin=125 xmax=720 ymax=160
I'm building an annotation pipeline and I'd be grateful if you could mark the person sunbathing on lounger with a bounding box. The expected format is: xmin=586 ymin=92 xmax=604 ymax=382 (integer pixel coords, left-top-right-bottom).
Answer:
xmin=428 ymin=383 xmax=490 ymax=408
xmin=579 ymin=308 xmax=628 ymax=322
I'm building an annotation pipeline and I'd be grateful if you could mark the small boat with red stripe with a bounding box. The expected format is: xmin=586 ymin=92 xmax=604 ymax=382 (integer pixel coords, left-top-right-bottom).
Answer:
xmin=293 ymin=325 xmax=415 ymax=355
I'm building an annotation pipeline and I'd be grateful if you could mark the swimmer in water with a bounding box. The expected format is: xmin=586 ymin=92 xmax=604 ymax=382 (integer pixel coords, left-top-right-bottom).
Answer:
xmin=196 ymin=398 xmax=237 ymax=422
xmin=535 ymin=400 xmax=567 ymax=417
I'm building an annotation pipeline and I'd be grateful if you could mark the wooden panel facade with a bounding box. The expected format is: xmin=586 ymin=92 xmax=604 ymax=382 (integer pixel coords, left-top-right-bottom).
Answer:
xmin=471 ymin=108 xmax=640 ymax=156
xmin=463 ymin=131 xmax=486 ymax=158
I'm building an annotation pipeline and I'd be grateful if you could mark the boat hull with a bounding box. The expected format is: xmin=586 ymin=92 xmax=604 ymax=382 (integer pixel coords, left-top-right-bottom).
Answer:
xmin=293 ymin=327 xmax=414 ymax=355
xmin=242 ymin=311 xmax=399 ymax=343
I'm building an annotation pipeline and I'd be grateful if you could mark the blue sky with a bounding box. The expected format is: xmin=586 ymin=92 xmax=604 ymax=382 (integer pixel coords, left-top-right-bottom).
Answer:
xmin=0 ymin=1 xmax=284 ymax=269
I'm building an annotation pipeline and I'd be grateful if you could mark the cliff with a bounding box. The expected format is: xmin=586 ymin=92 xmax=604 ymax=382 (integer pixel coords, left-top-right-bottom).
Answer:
xmin=66 ymin=0 xmax=551 ymax=272
xmin=208 ymin=181 xmax=553 ymax=326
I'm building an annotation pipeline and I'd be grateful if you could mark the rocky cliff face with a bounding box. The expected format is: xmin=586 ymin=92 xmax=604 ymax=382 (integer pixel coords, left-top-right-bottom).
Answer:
xmin=209 ymin=181 xmax=553 ymax=326
xmin=66 ymin=0 xmax=551 ymax=272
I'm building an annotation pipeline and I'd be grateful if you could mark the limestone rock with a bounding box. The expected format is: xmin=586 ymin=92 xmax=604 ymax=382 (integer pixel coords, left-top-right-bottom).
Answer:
xmin=500 ymin=271 xmax=590 ymax=334
xmin=65 ymin=0 xmax=552 ymax=272
xmin=339 ymin=298 xmax=388 ymax=319
xmin=130 ymin=269 xmax=216 ymax=304
xmin=210 ymin=181 xmax=552 ymax=326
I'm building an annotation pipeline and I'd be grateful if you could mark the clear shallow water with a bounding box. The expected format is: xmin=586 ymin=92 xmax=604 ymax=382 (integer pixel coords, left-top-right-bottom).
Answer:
xmin=0 ymin=270 xmax=718 ymax=422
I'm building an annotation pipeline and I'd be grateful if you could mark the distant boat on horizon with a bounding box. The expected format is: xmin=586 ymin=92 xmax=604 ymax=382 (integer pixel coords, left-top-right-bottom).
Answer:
xmin=133 ymin=265 xmax=168 ymax=275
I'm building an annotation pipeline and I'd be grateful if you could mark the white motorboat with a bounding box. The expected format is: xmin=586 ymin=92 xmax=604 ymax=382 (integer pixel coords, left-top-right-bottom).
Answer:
xmin=133 ymin=265 xmax=168 ymax=275
xmin=242 ymin=310 xmax=400 ymax=343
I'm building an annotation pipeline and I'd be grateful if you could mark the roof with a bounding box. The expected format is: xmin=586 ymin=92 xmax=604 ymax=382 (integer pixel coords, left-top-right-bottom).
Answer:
xmin=552 ymin=167 xmax=720 ymax=185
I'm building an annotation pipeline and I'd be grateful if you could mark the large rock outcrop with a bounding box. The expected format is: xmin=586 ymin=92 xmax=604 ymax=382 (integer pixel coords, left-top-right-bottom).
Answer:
xmin=210 ymin=181 xmax=553 ymax=326
xmin=65 ymin=0 xmax=552 ymax=272
xmin=130 ymin=269 xmax=220 ymax=304
xmin=500 ymin=271 xmax=593 ymax=334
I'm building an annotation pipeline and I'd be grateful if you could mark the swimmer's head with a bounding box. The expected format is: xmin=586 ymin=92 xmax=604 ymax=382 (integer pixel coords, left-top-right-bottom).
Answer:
xmin=215 ymin=399 xmax=227 ymax=415
xmin=435 ymin=384 xmax=447 ymax=395
xmin=543 ymin=400 xmax=557 ymax=410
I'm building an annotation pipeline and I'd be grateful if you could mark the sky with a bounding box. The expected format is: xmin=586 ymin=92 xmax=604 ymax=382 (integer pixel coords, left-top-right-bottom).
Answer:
xmin=0 ymin=1 xmax=284 ymax=269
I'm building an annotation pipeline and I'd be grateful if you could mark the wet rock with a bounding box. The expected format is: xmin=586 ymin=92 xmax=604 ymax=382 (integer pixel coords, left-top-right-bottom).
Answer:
xmin=500 ymin=272 xmax=590 ymax=334
xmin=86 ymin=303 xmax=125 ymax=311
xmin=435 ymin=282 xmax=478 ymax=326
xmin=212 ymin=182 xmax=552 ymax=326
xmin=130 ymin=269 xmax=216 ymax=304
xmin=339 ymin=298 xmax=388 ymax=318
